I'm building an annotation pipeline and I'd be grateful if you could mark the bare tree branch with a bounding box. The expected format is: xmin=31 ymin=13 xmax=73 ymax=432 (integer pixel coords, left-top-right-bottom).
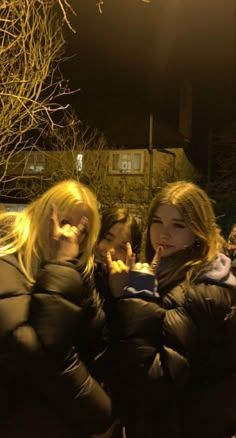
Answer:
xmin=0 ymin=0 xmax=80 ymax=196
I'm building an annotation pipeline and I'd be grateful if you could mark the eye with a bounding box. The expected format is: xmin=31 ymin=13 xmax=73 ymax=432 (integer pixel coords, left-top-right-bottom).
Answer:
xmin=151 ymin=218 xmax=162 ymax=224
xmin=174 ymin=223 xmax=185 ymax=229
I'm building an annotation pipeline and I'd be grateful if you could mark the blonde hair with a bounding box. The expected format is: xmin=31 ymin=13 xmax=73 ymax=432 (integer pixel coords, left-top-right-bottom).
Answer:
xmin=144 ymin=181 xmax=226 ymax=287
xmin=0 ymin=180 xmax=100 ymax=283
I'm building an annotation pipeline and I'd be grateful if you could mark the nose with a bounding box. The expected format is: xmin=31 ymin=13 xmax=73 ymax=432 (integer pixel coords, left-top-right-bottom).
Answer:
xmin=160 ymin=224 xmax=171 ymax=238
xmin=103 ymin=241 xmax=113 ymax=252
xmin=100 ymin=240 xmax=115 ymax=256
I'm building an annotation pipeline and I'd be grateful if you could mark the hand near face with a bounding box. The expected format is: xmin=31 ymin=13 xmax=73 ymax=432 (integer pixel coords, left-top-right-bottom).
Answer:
xmin=125 ymin=245 xmax=163 ymax=275
xmin=51 ymin=204 xmax=88 ymax=261
xmin=106 ymin=242 xmax=135 ymax=297
xmin=107 ymin=243 xmax=164 ymax=298
xmin=106 ymin=244 xmax=164 ymax=297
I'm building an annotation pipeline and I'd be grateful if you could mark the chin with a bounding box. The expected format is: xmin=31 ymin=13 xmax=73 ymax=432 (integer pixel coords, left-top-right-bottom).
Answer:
xmin=162 ymin=250 xmax=175 ymax=258
xmin=160 ymin=246 xmax=176 ymax=257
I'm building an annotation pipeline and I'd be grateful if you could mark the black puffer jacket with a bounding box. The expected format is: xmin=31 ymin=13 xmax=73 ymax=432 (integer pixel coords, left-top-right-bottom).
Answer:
xmin=0 ymin=255 xmax=113 ymax=437
xmin=105 ymin=278 xmax=236 ymax=438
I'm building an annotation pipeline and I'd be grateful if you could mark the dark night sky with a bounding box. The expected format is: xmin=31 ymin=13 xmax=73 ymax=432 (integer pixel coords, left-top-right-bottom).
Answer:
xmin=61 ymin=0 xmax=235 ymax=156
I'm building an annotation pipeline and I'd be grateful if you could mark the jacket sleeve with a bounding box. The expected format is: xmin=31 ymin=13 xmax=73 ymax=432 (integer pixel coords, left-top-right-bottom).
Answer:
xmin=106 ymin=282 xmax=234 ymax=392
xmin=28 ymin=260 xmax=114 ymax=433
xmin=162 ymin=282 xmax=235 ymax=377
xmin=1 ymin=260 xmax=113 ymax=434
xmin=101 ymin=268 xmax=190 ymax=394
xmin=106 ymin=297 xmax=167 ymax=386
xmin=30 ymin=260 xmax=106 ymax=356
xmin=103 ymin=296 xmax=186 ymax=436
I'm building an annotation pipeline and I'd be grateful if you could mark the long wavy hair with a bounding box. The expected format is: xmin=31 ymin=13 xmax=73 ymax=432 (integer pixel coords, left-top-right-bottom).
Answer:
xmin=0 ymin=180 xmax=100 ymax=283
xmin=143 ymin=181 xmax=226 ymax=289
xmin=98 ymin=207 xmax=142 ymax=260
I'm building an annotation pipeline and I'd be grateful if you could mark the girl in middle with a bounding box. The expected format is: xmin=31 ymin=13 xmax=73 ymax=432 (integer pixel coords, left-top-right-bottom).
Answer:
xmin=94 ymin=206 xmax=141 ymax=310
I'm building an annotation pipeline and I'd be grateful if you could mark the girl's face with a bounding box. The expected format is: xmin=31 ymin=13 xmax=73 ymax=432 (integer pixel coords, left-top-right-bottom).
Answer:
xmin=150 ymin=203 xmax=195 ymax=257
xmin=95 ymin=222 xmax=131 ymax=263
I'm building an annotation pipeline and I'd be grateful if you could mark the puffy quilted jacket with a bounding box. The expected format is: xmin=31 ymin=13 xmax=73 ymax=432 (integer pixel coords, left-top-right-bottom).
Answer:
xmin=105 ymin=279 xmax=236 ymax=438
xmin=0 ymin=255 xmax=113 ymax=437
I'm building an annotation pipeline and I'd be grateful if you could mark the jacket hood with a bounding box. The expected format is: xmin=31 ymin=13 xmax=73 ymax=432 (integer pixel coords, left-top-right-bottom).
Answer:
xmin=201 ymin=253 xmax=236 ymax=287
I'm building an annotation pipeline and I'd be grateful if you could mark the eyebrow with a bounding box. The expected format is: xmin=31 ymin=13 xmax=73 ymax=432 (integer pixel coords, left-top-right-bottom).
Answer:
xmin=105 ymin=231 xmax=128 ymax=246
xmin=153 ymin=215 xmax=185 ymax=223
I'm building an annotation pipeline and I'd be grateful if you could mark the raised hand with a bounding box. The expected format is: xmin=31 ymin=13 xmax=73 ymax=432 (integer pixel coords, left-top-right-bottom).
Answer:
xmin=122 ymin=246 xmax=163 ymax=298
xmin=51 ymin=204 xmax=88 ymax=261
xmin=106 ymin=242 xmax=135 ymax=297
xmin=127 ymin=245 xmax=163 ymax=275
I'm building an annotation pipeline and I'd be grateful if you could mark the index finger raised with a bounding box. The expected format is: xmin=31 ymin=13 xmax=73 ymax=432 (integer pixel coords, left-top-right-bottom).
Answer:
xmin=125 ymin=242 xmax=136 ymax=269
xmin=150 ymin=245 xmax=163 ymax=273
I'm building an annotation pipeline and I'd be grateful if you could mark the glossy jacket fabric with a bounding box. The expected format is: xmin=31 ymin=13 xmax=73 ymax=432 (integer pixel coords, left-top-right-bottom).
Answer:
xmin=0 ymin=255 xmax=113 ymax=437
xmin=105 ymin=278 xmax=236 ymax=438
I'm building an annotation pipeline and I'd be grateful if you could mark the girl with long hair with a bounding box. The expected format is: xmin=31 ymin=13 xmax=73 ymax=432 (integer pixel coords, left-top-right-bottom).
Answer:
xmin=0 ymin=179 xmax=115 ymax=438
xmin=106 ymin=181 xmax=236 ymax=438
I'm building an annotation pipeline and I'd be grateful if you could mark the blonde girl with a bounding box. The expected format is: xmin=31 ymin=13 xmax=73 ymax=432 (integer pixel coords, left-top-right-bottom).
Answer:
xmin=0 ymin=180 xmax=115 ymax=438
